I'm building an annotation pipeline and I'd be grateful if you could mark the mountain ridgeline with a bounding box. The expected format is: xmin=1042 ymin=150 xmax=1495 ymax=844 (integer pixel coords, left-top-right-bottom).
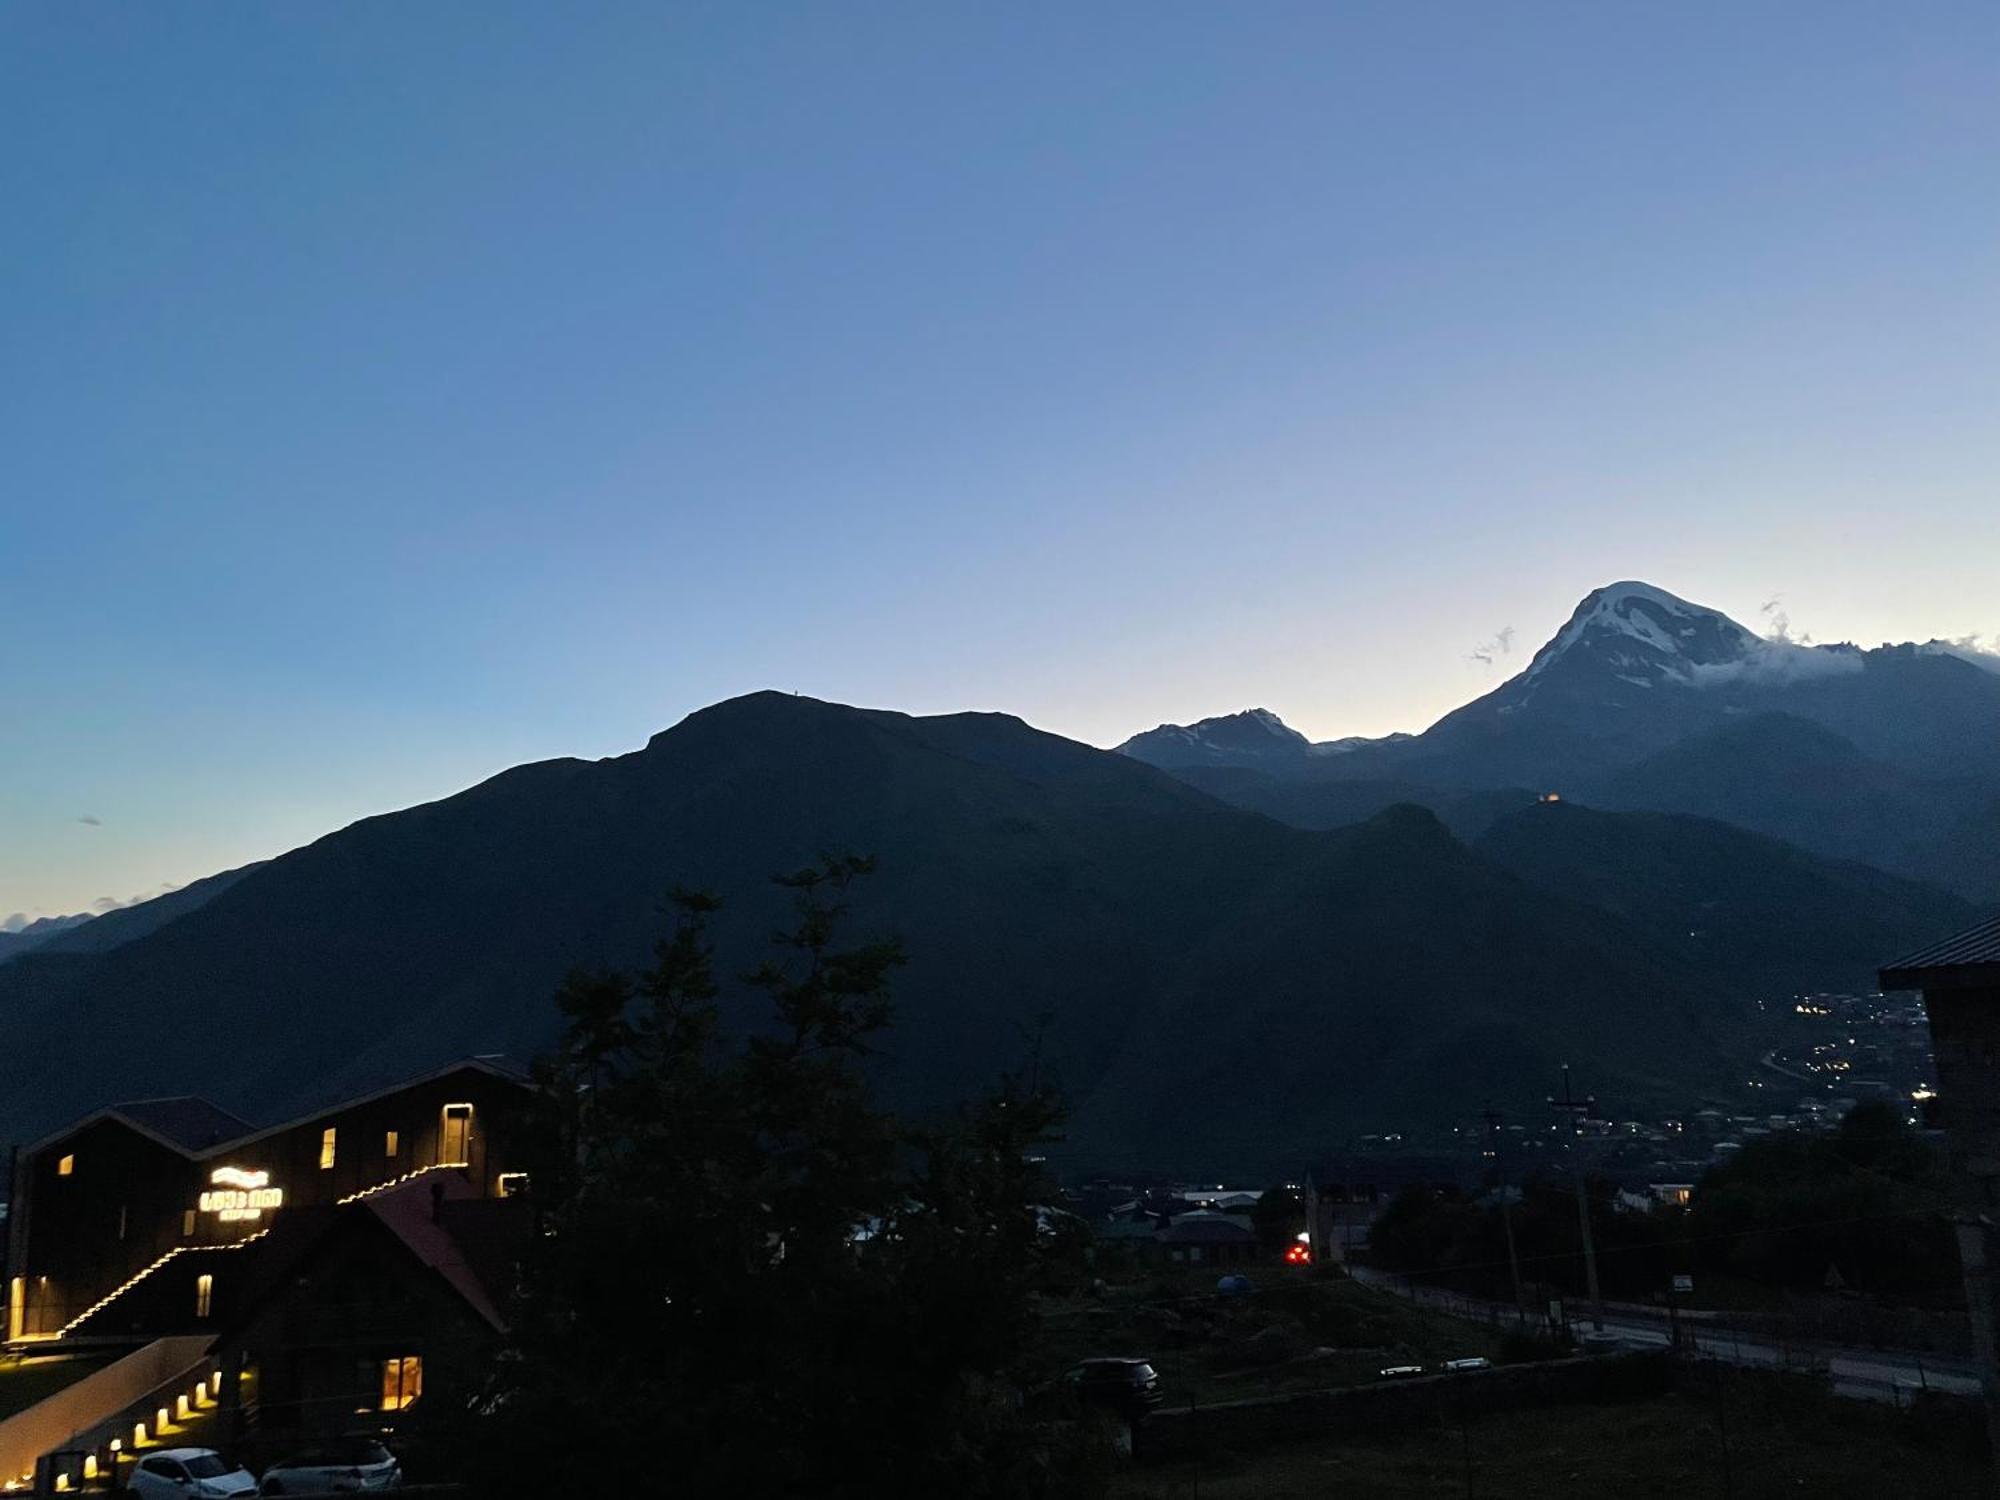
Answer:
xmin=1121 ymin=582 xmax=2000 ymax=903
xmin=0 ymin=649 xmax=1979 ymax=1174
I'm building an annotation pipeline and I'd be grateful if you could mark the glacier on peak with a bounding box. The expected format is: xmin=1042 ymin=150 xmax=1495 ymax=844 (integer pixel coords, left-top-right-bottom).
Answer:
xmin=1515 ymin=581 xmax=1870 ymax=690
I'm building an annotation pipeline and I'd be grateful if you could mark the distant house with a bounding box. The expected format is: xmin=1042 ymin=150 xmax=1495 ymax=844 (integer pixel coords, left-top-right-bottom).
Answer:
xmin=1156 ymin=1212 xmax=1258 ymax=1267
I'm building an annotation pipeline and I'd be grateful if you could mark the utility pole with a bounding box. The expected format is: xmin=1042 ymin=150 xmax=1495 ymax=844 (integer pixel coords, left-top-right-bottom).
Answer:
xmin=1549 ymin=1066 xmax=1606 ymax=1333
xmin=1480 ymin=1106 xmax=1525 ymax=1321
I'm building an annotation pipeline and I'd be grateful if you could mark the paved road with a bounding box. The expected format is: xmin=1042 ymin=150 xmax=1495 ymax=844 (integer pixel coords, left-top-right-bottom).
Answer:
xmin=1349 ymin=1264 xmax=1983 ymax=1405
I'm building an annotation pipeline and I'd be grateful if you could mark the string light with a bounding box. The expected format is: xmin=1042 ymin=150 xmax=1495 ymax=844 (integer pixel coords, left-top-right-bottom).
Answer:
xmin=56 ymin=1231 xmax=268 ymax=1338
xmin=337 ymin=1161 xmax=468 ymax=1205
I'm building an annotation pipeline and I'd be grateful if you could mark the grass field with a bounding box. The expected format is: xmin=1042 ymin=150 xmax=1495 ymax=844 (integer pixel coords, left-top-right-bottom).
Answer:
xmin=1112 ymin=1374 xmax=1988 ymax=1499
xmin=1036 ymin=1266 xmax=1506 ymax=1408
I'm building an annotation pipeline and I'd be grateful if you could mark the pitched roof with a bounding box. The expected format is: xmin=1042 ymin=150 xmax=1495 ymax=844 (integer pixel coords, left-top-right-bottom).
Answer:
xmin=109 ymin=1096 xmax=254 ymax=1151
xmin=364 ymin=1173 xmax=509 ymax=1332
xmin=1159 ymin=1212 xmax=1258 ymax=1245
xmin=25 ymin=1055 xmax=532 ymax=1159
xmin=198 ymin=1055 xmax=532 ymax=1158
xmin=1880 ymin=912 xmax=2000 ymax=991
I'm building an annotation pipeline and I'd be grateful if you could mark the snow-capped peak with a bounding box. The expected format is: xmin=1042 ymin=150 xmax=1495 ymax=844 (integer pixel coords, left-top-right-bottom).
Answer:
xmin=1243 ymin=707 xmax=1305 ymax=741
xmin=1521 ymin=581 xmax=1759 ymax=687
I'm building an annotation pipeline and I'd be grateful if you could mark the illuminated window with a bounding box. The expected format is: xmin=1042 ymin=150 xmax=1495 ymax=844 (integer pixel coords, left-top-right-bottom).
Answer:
xmin=379 ymin=1355 xmax=423 ymax=1411
xmin=7 ymin=1277 xmax=23 ymax=1344
xmin=57 ymin=1154 xmax=74 ymax=1177
xmin=496 ymin=1172 xmax=530 ymax=1198
xmin=440 ymin=1104 xmax=473 ymax=1164
xmin=320 ymin=1128 xmax=337 ymax=1170
xmin=182 ymin=1209 xmax=197 ymax=1238
xmin=385 ymin=1130 xmax=400 ymax=1159
xmin=194 ymin=1274 xmax=213 ymax=1318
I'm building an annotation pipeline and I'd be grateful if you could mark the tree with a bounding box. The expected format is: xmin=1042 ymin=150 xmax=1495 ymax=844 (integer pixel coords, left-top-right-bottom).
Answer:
xmin=1690 ymin=1102 xmax=1956 ymax=1300
xmin=462 ymin=858 xmax=1103 ymax=1497
xmin=1250 ymin=1182 xmax=1306 ymax=1254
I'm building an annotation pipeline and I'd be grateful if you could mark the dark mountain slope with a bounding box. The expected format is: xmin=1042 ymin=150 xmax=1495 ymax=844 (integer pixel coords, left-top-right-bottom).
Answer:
xmin=0 ymin=693 xmax=1972 ymax=1175
xmin=0 ymin=694 xmax=1722 ymax=1169
xmin=1172 ymin=765 xmax=1539 ymax=842
xmin=1120 ymin=582 xmax=2000 ymax=897
xmin=1069 ymin=804 xmax=1733 ymax=1170
xmin=0 ymin=915 xmax=89 ymax=966
xmin=1595 ymin=713 xmax=1987 ymax=885
xmin=1473 ymin=800 xmax=1978 ymax=1002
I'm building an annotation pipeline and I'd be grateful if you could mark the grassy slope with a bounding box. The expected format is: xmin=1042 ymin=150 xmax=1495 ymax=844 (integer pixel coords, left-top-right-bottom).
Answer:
xmin=1034 ymin=1269 xmax=1503 ymax=1410
xmin=1115 ymin=1379 xmax=1985 ymax=1499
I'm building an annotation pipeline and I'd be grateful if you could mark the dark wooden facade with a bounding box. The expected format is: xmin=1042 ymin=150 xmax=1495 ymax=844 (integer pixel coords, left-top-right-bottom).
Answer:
xmin=5 ymin=1060 xmax=533 ymax=1342
xmin=216 ymin=1187 xmax=529 ymax=1461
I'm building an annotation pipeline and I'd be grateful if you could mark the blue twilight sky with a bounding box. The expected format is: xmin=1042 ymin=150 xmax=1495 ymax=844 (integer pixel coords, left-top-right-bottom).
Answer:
xmin=3 ymin=2 xmax=1997 ymax=920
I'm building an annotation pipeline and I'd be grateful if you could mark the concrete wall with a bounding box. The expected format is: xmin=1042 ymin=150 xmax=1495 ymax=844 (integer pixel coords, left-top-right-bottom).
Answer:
xmin=0 ymin=1336 xmax=212 ymax=1486
xmin=1134 ymin=1351 xmax=1670 ymax=1462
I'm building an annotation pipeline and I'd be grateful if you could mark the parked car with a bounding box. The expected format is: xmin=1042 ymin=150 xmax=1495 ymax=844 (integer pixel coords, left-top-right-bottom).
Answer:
xmin=1442 ymin=1356 xmax=1492 ymax=1372
xmin=1378 ymin=1364 xmax=1426 ymax=1379
xmin=1062 ymin=1358 xmax=1163 ymax=1419
xmin=128 ymin=1448 xmax=258 ymax=1499
xmin=259 ymin=1437 xmax=401 ymax=1493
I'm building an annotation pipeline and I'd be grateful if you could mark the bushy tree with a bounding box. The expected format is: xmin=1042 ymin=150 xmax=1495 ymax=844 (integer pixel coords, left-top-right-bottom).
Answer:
xmin=1249 ymin=1182 xmax=1306 ymax=1253
xmin=1691 ymin=1102 xmax=1955 ymax=1300
xmin=464 ymin=859 xmax=1102 ymax=1497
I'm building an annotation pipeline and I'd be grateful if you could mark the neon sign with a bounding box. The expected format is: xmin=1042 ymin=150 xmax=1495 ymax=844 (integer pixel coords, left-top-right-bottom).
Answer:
xmin=199 ymin=1167 xmax=283 ymax=1222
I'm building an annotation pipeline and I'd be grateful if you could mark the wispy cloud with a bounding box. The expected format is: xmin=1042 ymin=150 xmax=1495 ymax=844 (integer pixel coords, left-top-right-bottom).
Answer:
xmin=1466 ymin=625 xmax=1516 ymax=669
xmin=1920 ymin=636 xmax=2000 ymax=675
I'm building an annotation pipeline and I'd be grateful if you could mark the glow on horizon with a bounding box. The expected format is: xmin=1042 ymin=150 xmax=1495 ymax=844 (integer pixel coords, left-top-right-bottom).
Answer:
xmin=3 ymin=3 xmax=1997 ymax=917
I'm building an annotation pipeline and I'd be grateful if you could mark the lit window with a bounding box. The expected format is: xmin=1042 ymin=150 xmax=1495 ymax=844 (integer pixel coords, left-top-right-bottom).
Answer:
xmin=385 ymin=1130 xmax=400 ymax=1159
xmin=182 ymin=1209 xmax=197 ymax=1238
xmin=380 ymin=1355 xmax=423 ymax=1411
xmin=320 ymin=1128 xmax=337 ymax=1170
xmin=496 ymin=1172 xmax=530 ymax=1198
xmin=57 ymin=1154 xmax=74 ymax=1177
xmin=195 ymin=1274 xmax=213 ymax=1318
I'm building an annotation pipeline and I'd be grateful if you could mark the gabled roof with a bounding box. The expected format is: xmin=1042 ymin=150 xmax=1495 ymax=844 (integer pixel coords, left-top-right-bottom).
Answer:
xmin=23 ymin=1099 xmax=253 ymax=1160
xmin=24 ymin=1055 xmax=532 ymax=1161
xmin=208 ymin=1171 xmax=515 ymax=1347
xmin=111 ymin=1097 xmax=255 ymax=1151
xmin=1881 ymin=912 xmax=2000 ymax=992
xmin=364 ymin=1173 xmax=509 ymax=1332
xmin=1159 ymin=1212 xmax=1257 ymax=1245
xmin=197 ymin=1055 xmax=531 ymax=1159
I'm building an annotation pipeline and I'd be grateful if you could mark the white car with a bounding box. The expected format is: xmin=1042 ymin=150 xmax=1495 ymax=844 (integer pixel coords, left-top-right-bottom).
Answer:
xmin=259 ymin=1437 xmax=402 ymax=1493
xmin=1442 ymin=1356 xmax=1492 ymax=1372
xmin=129 ymin=1448 xmax=258 ymax=1498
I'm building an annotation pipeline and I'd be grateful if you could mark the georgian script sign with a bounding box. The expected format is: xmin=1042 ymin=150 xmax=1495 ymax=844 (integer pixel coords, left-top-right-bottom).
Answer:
xmin=199 ymin=1166 xmax=284 ymax=1221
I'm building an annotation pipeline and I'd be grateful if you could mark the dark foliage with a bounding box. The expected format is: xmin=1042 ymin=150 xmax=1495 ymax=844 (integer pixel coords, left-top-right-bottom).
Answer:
xmin=456 ymin=859 xmax=1105 ymax=1498
xmin=1690 ymin=1101 xmax=1957 ymax=1300
xmin=1367 ymin=1106 xmax=1959 ymax=1309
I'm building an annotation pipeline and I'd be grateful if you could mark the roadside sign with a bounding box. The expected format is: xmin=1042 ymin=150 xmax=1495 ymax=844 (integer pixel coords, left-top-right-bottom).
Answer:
xmin=1672 ymin=1274 xmax=1694 ymax=1294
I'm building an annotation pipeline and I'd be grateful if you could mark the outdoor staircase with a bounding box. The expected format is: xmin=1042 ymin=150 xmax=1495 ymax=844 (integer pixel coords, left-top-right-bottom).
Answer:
xmin=0 ymin=1336 xmax=219 ymax=1494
